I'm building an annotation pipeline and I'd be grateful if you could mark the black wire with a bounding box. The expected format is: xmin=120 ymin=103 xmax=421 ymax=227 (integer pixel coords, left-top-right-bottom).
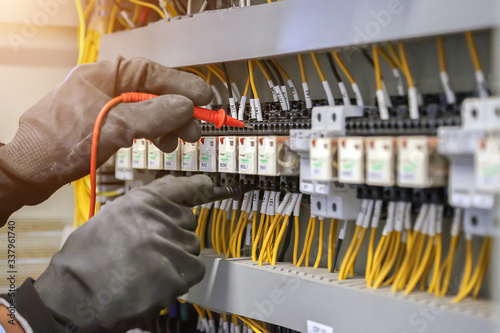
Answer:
xmin=260 ymin=60 xmax=277 ymax=86
xmin=266 ymin=60 xmax=285 ymax=86
xmin=362 ymin=49 xmax=375 ymax=67
xmin=221 ymin=63 xmax=233 ymax=99
xmin=326 ymin=53 xmax=342 ymax=83
xmin=332 ymin=238 xmax=343 ymax=273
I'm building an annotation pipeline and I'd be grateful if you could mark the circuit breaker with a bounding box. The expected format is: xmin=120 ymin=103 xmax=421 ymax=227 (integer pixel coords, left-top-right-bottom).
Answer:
xmin=218 ymin=136 xmax=238 ymax=173
xmin=181 ymin=140 xmax=199 ymax=172
xmin=147 ymin=140 xmax=164 ymax=170
xmin=132 ymin=139 xmax=147 ymax=169
xmin=238 ymin=136 xmax=258 ymax=175
xmin=199 ymin=137 xmax=218 ymax=172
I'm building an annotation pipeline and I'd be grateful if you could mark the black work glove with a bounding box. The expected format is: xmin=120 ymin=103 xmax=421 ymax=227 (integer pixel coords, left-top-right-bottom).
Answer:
xmin=0 ymin=57 xmax=212 ymax=226
xmin=34 ymin=175 xmax=214 ymax=332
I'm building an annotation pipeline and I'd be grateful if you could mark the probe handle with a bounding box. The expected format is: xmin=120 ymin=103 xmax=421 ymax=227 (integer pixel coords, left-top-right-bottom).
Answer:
xmin=211 ymin=184 xmax=258 ymax=201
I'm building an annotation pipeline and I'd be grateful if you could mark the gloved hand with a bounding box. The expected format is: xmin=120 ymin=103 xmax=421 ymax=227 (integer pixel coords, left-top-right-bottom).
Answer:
xmin=34 ymin=174 xmax=214 ymax=332
xmin=0 ymin=57 xmax=212 ymax=226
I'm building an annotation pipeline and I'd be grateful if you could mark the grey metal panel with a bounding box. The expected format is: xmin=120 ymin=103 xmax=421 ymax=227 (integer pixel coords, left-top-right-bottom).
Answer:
xmin=99 ymin=0 xmax=495 ymax=67
xmin=185 ymin=253 xmax=497 ymax=333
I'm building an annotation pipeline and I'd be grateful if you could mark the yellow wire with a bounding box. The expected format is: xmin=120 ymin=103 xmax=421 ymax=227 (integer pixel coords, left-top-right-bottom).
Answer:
xmin=248 ymin=61 xmax=259 ymax=99
xmin=75 ymin=0 xmax=86 ymax=65
xmin=304 ymin=217 xmax=316 ymax=267
xmin=107 ymin=5 xmax=118 ymax=33
xmin=373 ymin=231 xmax=401 ymax=288
xmin=132 ymin=3 xmax=140 ymax=23
xmin=392 ymin=231 xmax=418 ymax=292
xmin=332 ymin=51 xmax=356 ymax=84
xmin=313 ymin=219 xmax=324 ymax=268
xmin=296 ymin=217 xmax=313 ymax=267
xmin=436 ymin=235 xmax=460 ymax=297
xmin=463 ymin=238 xmax=473 ymax=287
xmin=211 ymin=207 xmax=221 ymax=253
xmin=271 ymin=59 xmax=291 ymax=81
xmin=339 ymin=225 xmax=360 ymax=280
xmin=404 ymin=236 xmax=435 ymax=295
xmin=365 ymin=228 xmax=377 ymax=283
xmin=386 ymin=44 xmax=404 ymax=71
xmin=378 ymin=48 xmax=399 ymax=69
xmin=436 ymin=37 xmax=447 ymax=73
xmin=271 ymin=215 xmax=290 ymax=265
xmin=453 ymin=237 xmax=491 ymax=303
xmin=84 ymin=0 xmax=96 ymax=19
xmin=346 ymin=227 xmax=367 ymax=278
xmin=293 ymin=216 xmax=300 ymax=266
xmin=206 ymin=65 xmax=227 ymax=84
xmin=420 ymin=245 xmax=435 ymax=291
xmin=367 ymin=233 xmax=388 ymax=287
xmin=243 ymin=77 xmax=250 ymax=97
xmin=465 ymin=31 xmax=482 ymax=72
xmin=236 ymin=212 xmax=250 ymax=258
xmin=205 ymin=309 xmax=213 ymax=320
xmin=297 ymin=54 xmax=307 ymax=83
xmin=252 ymin=213 xmax=267 ymax=261
xmin=383 ymin=244 xmax=406 ymax=286
xmin=236 ymin=316 xmax=263 ymax=333
xmin=372 ymin=46 xmax=383 ymax=91
xmin=328 ymin=219 xmax=338 ymax=272
xmin=258 ymin=213 xmax=282 ymax=265
xmin=182 ymin=67 xmax=209 ymax=81
xmin=397 ymin=42 xmax=415 ymax=88
xmin=128 ymin=0 xmax=166 ymax=19
xmin=473 ymin=238 xmax=491 ymax=298
xmin=255 ymin=60 xmax=272 ymax=81
xmin=428 ymin=234 xmax=442 ymax=293
xmin=310 ymin=53 xmax=326 ymax=82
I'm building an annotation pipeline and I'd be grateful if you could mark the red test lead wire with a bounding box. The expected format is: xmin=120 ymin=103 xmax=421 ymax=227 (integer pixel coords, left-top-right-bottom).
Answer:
xmin=88 ymin=92 xmax=249 ymax=219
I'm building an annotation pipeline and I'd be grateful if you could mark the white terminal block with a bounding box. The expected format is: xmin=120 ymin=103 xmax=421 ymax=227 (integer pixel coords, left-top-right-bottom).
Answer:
xmin=311 ymin=105 xmax=366 ymax=134
xmin=238 ymin=136 xmax=258 ymax=175
xmin=199 ymin=137 xmax=218 ymax=172
xmin=258 ymin=136 xmax=299 ymax=176
xmin=310 ymin=195 xmax=327 ymax=217
xmin=397 ymin=136 xmax=447 ymax=188
xmin=116 ymin=147 xmax=132 ymax=168
xmin=181 ymin=140 xmax=199 ymax=171
xmin=338 ymin=137 xmax=365 ymax=184
xmin=147 ymin=140 xmax=164 ymax=170
xmin=325 ymin=185 xmax=362 ymax=220
xmin=462 ymin=97 xmax=500 ymax=131
xmin=366 ymin=137 xmax=396 ymax=186
xmin=132 ymin=139 xmax=148 ymax=169
xmin=463 ymin=207 xmax=499 ymax=237
xmin=218 ymin=136 xmax=238 ymax=173
xmin=310 ymin=138 xmax=337 ymax=181
xmin=164 ymin=141 xmax=181 ymax=170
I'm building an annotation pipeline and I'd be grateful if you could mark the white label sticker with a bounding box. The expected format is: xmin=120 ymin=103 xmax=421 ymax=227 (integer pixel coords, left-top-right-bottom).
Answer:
xmin=307 ymin=320 xmax=333 ymax=333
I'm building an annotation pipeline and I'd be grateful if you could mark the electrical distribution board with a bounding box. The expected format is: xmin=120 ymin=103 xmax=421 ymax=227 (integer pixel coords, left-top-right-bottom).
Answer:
xmin=99 ymin=1 xmax=500 ymax=332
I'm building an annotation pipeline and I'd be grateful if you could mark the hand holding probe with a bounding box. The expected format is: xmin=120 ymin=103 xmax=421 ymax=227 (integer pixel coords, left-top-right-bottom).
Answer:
xmin=89 ymin=92 xmax=252 ymax=218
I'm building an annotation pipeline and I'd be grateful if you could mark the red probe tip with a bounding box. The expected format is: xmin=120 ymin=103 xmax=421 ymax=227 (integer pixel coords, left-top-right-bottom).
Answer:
xmin=193 ymin=107 xmax=247 ymax=129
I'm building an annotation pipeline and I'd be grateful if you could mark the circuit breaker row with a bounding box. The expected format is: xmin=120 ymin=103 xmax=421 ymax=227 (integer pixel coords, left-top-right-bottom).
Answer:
xmin=115 ymin=136 xmax=300 ymax=179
